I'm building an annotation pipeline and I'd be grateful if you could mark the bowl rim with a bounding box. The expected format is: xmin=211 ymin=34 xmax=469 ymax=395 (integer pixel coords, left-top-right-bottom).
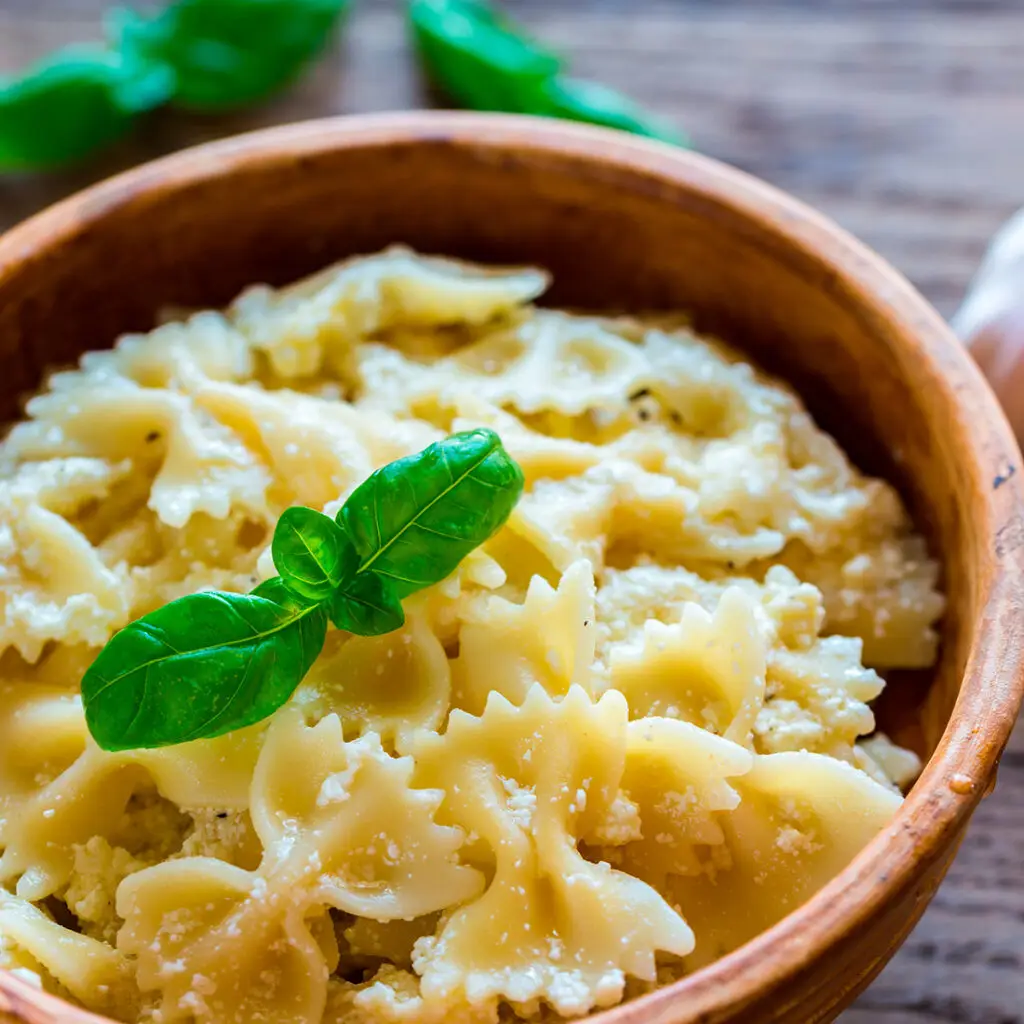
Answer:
xmin=1 ymin=111 xmax=1023 ymax=1024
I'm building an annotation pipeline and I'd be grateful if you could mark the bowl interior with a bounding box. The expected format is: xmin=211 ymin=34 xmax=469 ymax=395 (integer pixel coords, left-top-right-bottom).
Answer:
xmin=0 ymin=112 xmax=1021 ymax=1024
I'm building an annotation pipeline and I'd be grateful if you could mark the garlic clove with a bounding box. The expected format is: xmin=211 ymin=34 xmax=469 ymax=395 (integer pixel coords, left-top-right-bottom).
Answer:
xmin=952 ymin=207 xmax=1024 ymax=439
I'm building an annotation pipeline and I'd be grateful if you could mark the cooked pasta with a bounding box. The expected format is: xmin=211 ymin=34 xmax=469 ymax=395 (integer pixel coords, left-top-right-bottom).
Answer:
xmin=0 ymin=248 xmax=944 ymax=1024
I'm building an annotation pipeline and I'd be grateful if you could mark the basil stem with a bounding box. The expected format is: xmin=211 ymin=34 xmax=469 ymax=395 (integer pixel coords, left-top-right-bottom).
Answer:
xmin=110 ymin=0 xmax=353 ymax=112
xmin=0 ymin=47 xmax=173 ymax=171
xmin=82 ymin=430 xmax=523 ymax=751
xmin=407 ymin=0 xmax=687 ymax=147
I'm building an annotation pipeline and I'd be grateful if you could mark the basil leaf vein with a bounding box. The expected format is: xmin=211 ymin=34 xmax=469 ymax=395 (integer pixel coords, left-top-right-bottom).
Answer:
xmin=82 ymin=584 xmax=326 ymax=750
xmin=337 ymin=427 xmax=524 ymax=599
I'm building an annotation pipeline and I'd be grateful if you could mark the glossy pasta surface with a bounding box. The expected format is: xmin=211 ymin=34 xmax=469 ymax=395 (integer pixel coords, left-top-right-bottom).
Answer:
xmin=0 ymin=249 xmax=943 ymax=1024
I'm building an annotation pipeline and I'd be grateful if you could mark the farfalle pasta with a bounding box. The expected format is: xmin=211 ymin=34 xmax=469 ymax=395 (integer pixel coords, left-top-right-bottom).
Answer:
xmin=0 ymin=248 xmax=942 ymax=1024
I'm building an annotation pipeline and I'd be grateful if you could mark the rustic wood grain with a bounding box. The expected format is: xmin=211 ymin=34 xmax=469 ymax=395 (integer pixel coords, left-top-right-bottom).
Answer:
xmin=1 ymin=2 xmax=1023 ymax=1022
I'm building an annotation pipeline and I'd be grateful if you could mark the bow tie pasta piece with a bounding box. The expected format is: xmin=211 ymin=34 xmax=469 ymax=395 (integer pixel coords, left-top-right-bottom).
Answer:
xmin=134 ymin=727 xmax=264 ymax=810
xmin=594 ymin=562 xmax=723 ymax=657
xmin=594 ymin=562 xmax=808 ymax=658
xmin=595 ymin=565 xmax=884 ymax=760
xmin=351 ymin=342 xmax=454 ymax=422
xmin=0 ymin=889 xmax=135 ymax=1018
xmin=249 ymin=711 xmax=481 ymax=919
xmin=513 ymin=462 xmax=786 ymax=579
xmin=230 ymin=247 xmax=548 ymax=381
xmin=636 ymin=327 xmax=779 ymax=438
xmin=119 ymin=857 xmax=336 ymax=1024
xmin=606 ymin=587 xmax=766 ymax=746
xmin=449 ymin=399 xmax=605 ymax=485
xmin=85 ymin=311 xmax=255 ymax=391
xmin=117 ymin=709 xmax=483 ymax=1024
xmin=143 ymin=396 xmax=269 ymax=531
xmin=0 ymin=719 xmax=261 ymax=900
xmin=667 ymin=751 xmax=901 ymax=969
xmin=451 ymin=560 xmax=597 ymax=715
xmin=297 ymin=614 xmax=452 ymax=744
xmin=637 ymin=327 xmax=868 ymax=526
xmin=10 ymin=376 xmax=271 ymax=532
xmin=196 ymin=382 xmax=378 ymax=512
xmin=0 ymin=749 xmax=144 ymax=901
xmin=508 ymin=472 xmax=616 ymax=576
xmin=673 ymin=423 xmax=795 ymax=535
xmin=591 ymin=717 xmax=752 ymax=883
xmin=0 ymin=682 xmax=85 ymax=844
xmin=444 ymin=313 xmax=650 ymax=419
xmin=406 ymin=685 xmax=693 ymax=1016
xmin=0 ymin=459 xmax=136 ymax=660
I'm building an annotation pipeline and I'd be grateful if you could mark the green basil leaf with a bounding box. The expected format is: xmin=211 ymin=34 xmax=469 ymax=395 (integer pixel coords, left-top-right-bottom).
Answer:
xmin=111 ymin=0 xmax=352 ymax=112
xmin=82 ymin=588 xmax=327 ymax=751
xmin=330 ymin=572 xmax=406 ymax=636
xmin=0 ymin=47 xmax=174 ymax=171
xmin=336 ymin=427 xmax=524 ymax=599
xmin=537 ymin=77 xmax=688 ymax=147
xmin=407 ymin=0 xmax=686 ymax=147
xmin=408 ymin=0 xmax=561 ymax=112
xmin=272 ymin=505 xmax=354 ymax=602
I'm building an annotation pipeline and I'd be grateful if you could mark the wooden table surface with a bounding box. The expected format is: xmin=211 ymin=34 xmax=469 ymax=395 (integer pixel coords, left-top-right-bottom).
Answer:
xmin=1 ymin=1 xmax=1023 ymax=1021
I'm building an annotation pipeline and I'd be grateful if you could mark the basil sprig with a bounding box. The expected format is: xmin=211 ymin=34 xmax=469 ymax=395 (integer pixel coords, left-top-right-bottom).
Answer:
xmin=408 ymin=0 xmax=687 ymax=147
xmin=111 ymin=0 xmax=353 ymax=113
xmin=83 ymin=428 xmax=524 ymax=751
xmin=1 ymin=0 xmax=351 ymax=171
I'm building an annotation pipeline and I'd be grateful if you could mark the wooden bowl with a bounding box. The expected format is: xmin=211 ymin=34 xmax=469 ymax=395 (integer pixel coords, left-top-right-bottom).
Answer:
xmin=1 ymin=112 xmax=1022 ymax=1024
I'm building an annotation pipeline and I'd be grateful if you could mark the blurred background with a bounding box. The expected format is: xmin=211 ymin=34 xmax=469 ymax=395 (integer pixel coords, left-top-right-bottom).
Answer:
xmin=1 ymin=0 xmax=1023 ymax=1020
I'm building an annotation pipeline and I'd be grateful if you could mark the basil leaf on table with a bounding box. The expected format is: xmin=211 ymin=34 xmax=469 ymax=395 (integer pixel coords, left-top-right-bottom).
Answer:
xmin=0 ymin=47 xmax=173 ymax=171
xmin=337 ymin=427 xmax=525 ymax=599
xmin=110 ymin=0 xmax=352 ymax=111
xmin=272 ymin=505 xmax=353 ymax=602
xmin=408 ymin=0 xmax=561 ymax=112
xmin=330 ymin=572 xmax=406 ymax=636
xmin=407 ymin=0 xmax=686 ymax=147
xmin=82 ymin=587 xmax=327 ymax=751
